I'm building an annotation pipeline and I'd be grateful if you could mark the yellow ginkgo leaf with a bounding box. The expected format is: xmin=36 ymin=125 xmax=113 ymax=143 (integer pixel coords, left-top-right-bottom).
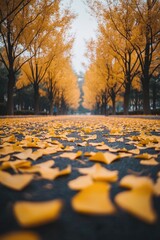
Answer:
xmin=119 ymin=175 xmax=154 ymax=190
xmin=0 ymin=160 xmax=31 ymax=172
xmin=140 ymin=158 xmax=159 ymax=166
xmin=89 ymin=152 xmax=118 ymax=164
xmin=0 ymin=231 xmax=40 ymax=240
xmin=58 ymin=165 xmax=71 ymax=177
xmin=39 ymin=167 xmax=60 ymax=180
xmin=0 ymin=155 xmax=10 ymax=162
xmin=29 ymin=150 xmax=43 ymax=161
xmin=118 ymin=152 xmax=132 ymax=158
xmin=84 ymin=152 xmax=95 ymax=157
xmin=0 ymin=145 xmax=24 ymax=155
xmin=154 ymin=178 xmax=160 ymax=196
xmin=59 ymin=151 xmax=82 ymax=160
xmin=77 ymin=142 xmax=87 ymax=147
xmin=135 ymin=153 xmax=157 ymax=160
xmin=68 ymin=175 xmax=93 ymax=190
xmin=14 ymin=149 xmax=32 ymax=160
xmin=35 ymin=160 xmax=55 ymax=168
xmin=78 ymin=164 xmax=97 ymax=175
xmin=89 ymin=142 xmax=104 ymax=147
xmin=92 ymin=164 xmax=118 ymax=182
xmin=96 ymin=145 xmax=110 ymax=150
xmin=128 ymin=149 xmax=140 ymax=155
xmin=72 ymin=182 xmax=115 ymax=215
xmin=0 ymin=171 xmax=33 ymax=190
xmin=13 ymin=199 xmax=63 ymax=227
xmin=115 ymin=185 xmax=157 ymax=223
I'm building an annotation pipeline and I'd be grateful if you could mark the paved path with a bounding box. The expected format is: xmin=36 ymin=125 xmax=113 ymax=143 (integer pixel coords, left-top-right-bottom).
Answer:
xmin=0 ymin=116 xmax=160 ymax=240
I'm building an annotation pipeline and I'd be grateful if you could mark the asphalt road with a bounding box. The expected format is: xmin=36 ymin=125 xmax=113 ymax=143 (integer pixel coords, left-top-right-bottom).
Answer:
xmin=0 ymin=116 xmax=160 ymax=240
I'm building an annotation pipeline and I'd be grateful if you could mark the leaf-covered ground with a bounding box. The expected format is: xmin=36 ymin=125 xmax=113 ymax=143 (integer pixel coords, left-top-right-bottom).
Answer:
xmin=0 ymin=116 xmax=160 ymax=240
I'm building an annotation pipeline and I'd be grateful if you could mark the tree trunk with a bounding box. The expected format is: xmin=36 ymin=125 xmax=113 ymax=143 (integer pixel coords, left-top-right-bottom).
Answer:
xmin=152 ymin=83 xmax=156 ymax=111
xmin=111 ymin=89 xmax=116 ymax=115
xmin=33 ymin=84 xmax=39 ymax=115
xmin=123 ymin=82 xmax=131 ymax=115
xmin=142 ymin=78 xmax=150 ymax=114
xmin=112 ymin=97 xmax=116 ymax=115
xmin=49 ymin=99 xmax=54 ymax=115
xmin=7 ymin=71 xmax=15 ymax=115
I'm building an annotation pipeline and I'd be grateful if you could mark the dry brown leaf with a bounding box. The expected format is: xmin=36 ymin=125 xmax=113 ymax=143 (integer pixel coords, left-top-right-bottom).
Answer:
xmin=72 ymin=182 xmax=115 ymax=215
xmin=68 ymin=175 xmax=93 ymax=190
xmin=0 ymin=171 xmax=33 ymax=190
xmin=115 ymin=185 xmax=157 ymax=223
xmin=13 ymin=199 xmax=63 ymax=227
xmin=0 ymin=231 xmax=40 ymax=240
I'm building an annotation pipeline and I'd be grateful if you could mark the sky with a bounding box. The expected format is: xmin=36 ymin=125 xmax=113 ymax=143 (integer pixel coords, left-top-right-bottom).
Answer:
xmin=65 ymin=0 xmax=98 ymax=73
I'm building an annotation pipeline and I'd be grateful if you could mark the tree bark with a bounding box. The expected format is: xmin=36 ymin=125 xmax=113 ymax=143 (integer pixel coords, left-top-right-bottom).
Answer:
xmin=33 ymin=83 xmax=39 ymax=115
xmin=142 ymin=78 xmax=150 ymax=114
xmin=49 ymin=100 xmax=54 ymax=115
xmin=152 ymin=83 xmax=156 ymax=111
xmin=7 ymin=71 xmax=15 ymax=115
xmin=123 ymin=81 xmax=131 ymax=115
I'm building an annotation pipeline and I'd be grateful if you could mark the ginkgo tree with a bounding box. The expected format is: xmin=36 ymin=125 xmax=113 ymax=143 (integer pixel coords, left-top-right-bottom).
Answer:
xmin=16 ymin=0 xmax=76 ymax=114
xmin=0 ymin=0 xmax=61 ymax=115
xmin=85 ymin=0 xmax=160 ymax=114
xmin=83 ymin=35 xmax=123 ymax=114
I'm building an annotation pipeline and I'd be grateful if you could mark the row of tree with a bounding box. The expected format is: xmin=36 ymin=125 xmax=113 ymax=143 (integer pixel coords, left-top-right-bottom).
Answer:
xmin=83 ymin=0 xmax=160 ymax=115
xmin=0 ymin=0 xmax=80 ymax=115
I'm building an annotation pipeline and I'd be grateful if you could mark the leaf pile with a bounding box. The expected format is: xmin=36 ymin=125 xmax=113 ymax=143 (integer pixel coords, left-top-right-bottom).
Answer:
xmin=0 ymin=116 xmax=160 ymax=239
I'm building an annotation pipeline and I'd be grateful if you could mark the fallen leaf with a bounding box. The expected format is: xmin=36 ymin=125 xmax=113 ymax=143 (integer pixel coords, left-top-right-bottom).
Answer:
xmin=0 ymin=231 xmax=40 ymax=240
xmin=72 ymin=182 xmax=115 ymax=215
xmin=14 ymin=199 xmax=63 ymax=227
xmin=0 ymin=160 xmax=31 ymax=172
xmin=154 ymin=178 xmax=160 ymax=196
xmin=68 ymin=175 xmax=93 ymax=190
xmin=135 ymin=153 xmax=158 ymax=160
xmin=14 ymin=149 xmax=32 ymax=160
xmin=89 ymin=152 xmax=118 ymax=164
xmin=59 ymin=151 xmax=82 ymax=160
xmin=119 ymin=175 xmax=154 ymax=190
xmin=0 ymin=155 xmax=10 ymax=162
xmin=0 ymin=171 xmax=33 ymax=190
xmin=92 ymin=163 xmax=118 ymax=182
xmin=140 ymin=158 xmax=159 ymax=166
xmin=115 ymin=185 xmax=157 ymax=223
xmin=58 ymin=165 xmax=71 ymax=177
